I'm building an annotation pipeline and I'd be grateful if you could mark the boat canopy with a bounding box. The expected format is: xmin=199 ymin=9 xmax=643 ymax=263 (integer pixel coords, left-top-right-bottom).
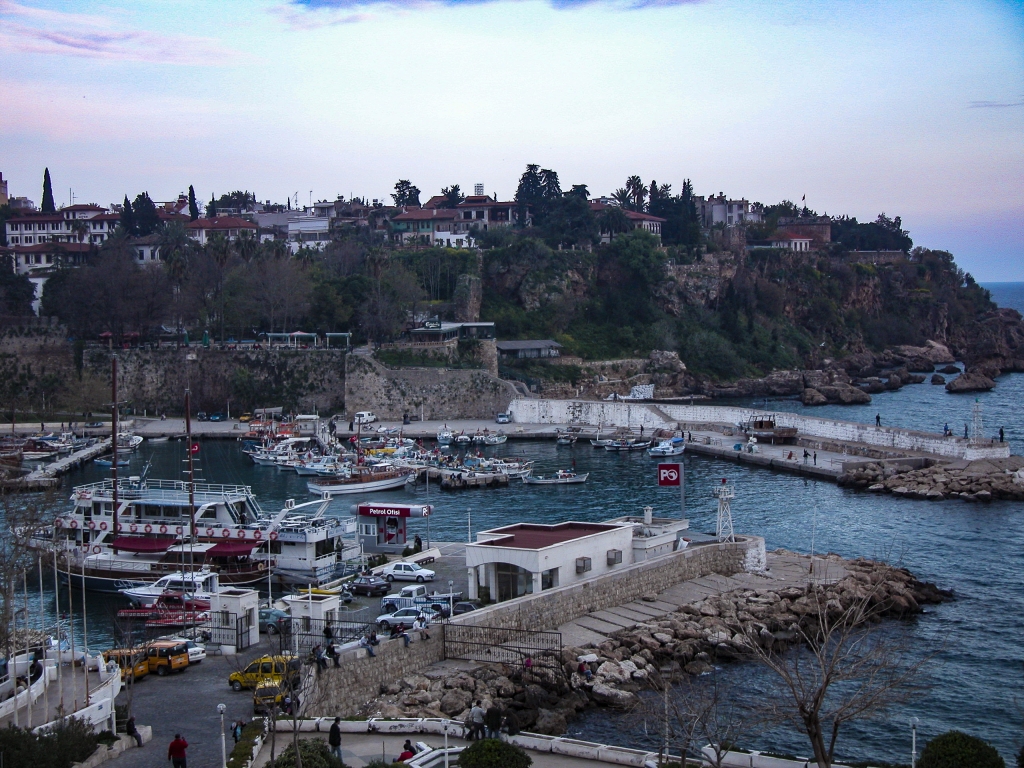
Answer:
xmin=207 ymin=540 xmax=258 ymax=557
xmin=111 ymin=536 xmax=177 ymax=553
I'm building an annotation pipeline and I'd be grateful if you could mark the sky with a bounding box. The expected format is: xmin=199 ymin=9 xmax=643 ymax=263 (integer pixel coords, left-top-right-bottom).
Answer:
xmin=1 ymin=0 xmax=1022 ymax=279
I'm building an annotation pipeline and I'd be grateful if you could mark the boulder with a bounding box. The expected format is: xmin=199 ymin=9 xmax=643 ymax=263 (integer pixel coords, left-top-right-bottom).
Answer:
xmin=939 ymin=365 xmax=960 ymax=374
xmin=683 ymin=660 xmax=713 ymax=676
xmin=590 ymin=683 xmax=639 ymax=708
xmin=649 ymin=350 xmax=686 ymax=373
xmin=533 ymin=709 xmax=568 ymax=735
xmin=801 ymin=388 xmax=828 ymax=406
xmin=596 ymin=661 xmax=631 ymax=684
xmin=439 ymin=689 xmax=473 ymax=716
xmin=946 ymin=373 xmax=996 ymax=393
xmin=818 ymin=385 xmax=872 ymax=404
xmin=931 ymin=374 xmax=945 ymax=385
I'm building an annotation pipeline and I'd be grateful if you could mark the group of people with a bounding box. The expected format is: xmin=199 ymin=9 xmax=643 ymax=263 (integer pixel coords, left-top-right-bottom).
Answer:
xmin=466 ymin=700 xmax=520 ymax=740
xmin=328 ymin=718 xmax=417 ymax=764
xmin=358 ymin=614 xmax=432 ymax=657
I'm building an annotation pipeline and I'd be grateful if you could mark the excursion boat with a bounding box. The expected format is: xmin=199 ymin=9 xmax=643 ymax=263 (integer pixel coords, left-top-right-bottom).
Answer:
xmin=116 ymin=589 xmax=211 ymax=615
xmin=523 ymin=470 xmax=589 ymax=485
xmin=306 ymin=465 xmax=414 ymax=495
xmin=648 ymin=437 xmax=685 ymax=457
xmin=254 ymin=498 xmax=360 ymax=586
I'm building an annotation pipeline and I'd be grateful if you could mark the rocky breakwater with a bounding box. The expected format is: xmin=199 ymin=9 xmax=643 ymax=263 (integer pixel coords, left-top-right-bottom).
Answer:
xmin=841 ymin=457 xmax=1024 ymax=501
xmin=357 ymin=556 xmax=949 ymax=735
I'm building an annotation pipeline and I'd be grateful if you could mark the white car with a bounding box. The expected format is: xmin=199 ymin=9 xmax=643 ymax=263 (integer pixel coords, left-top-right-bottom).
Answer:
xmin=376 ymin=606 xmax=438 ymax=630
xmin=353 ymin=411 xmax=377 ymax=425
xmin=164 ymin=637 xmax=206 ymax=664
xmin=381 ymin=561 xmax=436 ymax=583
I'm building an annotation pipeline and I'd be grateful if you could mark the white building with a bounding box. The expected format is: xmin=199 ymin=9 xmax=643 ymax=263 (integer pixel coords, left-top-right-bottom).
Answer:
xmin=694 ymin=195 xmax=761 ymax=228
xmin=465 ymin=512 xmax=691 ymax=603
xmin=186 ymin=216 xmax=257 ymax=246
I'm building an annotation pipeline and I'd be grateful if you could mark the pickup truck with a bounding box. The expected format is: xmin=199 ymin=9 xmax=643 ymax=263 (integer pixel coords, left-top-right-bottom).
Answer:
xmin=379 ymin=583 xmax=464 ymax=614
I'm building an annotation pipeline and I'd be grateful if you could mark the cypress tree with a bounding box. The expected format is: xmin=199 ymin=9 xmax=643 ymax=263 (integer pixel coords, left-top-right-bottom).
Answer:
xmin=120 ymin=195 xmax=135 ymax=235
xmin=207 ymin=194 xmax=217 ymax=219
xmin=41 ymin=168 xmax=55 ymax=213
xmin=187 ymin=185 xmax=199 ymax=221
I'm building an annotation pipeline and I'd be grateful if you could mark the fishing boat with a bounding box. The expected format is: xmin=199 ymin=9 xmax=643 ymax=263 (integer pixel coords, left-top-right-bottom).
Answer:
xmin=555 ymin=431 xmax=577 ymax=446
xmin=118 ymin=433 xmax=144 ymax=451
xmin=483 ymin=433 xmax=507 ymax=445
xmin=120 ymin=570 xmax=220 ymax=606
xmin=523 ymin=469 xmax=589 ymax=485
xmin=20 ymin=438 xmax=60 ymax=461
xmin=471 ymin=432 xmax=488 ymax=444
xmin=648 ymin=437 xmax=685 ymax=457
xmin=604 ymin=438 xmax=652 ymax=452
xmin=306 ymin=465 xmax=414 ymax=495
xmin=145 ymin=610 xmax=210 ymax=629
xmin=94 ymin=454 xmax=131 ymax=468
xmin=454 ymin=432 xmax=472 ymax=445
xmin=436 ymin=429 xmax=454 ymax=445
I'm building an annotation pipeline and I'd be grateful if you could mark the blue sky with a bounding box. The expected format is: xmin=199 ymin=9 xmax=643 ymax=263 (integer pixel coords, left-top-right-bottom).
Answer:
xmin=1 ymin=0 xmax=1022 ymax=279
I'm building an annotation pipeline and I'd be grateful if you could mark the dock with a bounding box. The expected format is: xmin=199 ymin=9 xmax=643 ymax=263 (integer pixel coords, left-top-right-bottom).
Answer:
xmin=412 ymin=466 xmax=511 ymax=490
xmin=1 ymin=438 xmax=111 ymax=492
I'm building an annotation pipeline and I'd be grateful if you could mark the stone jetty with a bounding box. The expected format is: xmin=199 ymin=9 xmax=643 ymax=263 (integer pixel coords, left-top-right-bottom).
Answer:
xmin=355 ymin=555 xmax=950 ymax=735
xmin=840 ymin=456 xmax=1024 ymax=501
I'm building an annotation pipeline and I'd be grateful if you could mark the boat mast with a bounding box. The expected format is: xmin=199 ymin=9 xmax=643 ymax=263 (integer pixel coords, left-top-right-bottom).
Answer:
xmin=111 ymin=357 xmax=119 ymax=554
xmin=185 ymin=388 xmax=196 ymax=543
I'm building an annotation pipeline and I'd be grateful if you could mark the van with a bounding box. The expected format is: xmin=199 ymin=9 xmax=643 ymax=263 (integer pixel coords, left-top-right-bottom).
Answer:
xmin=146 ymin=641 xmax=190 ymax=676
xmin=353 ymin=411 xmax=377 ymax=425
xmin=103 ymin=648 xmax=149 ymax=683
xmin=228 ymin=654 xmax=301 ymax=692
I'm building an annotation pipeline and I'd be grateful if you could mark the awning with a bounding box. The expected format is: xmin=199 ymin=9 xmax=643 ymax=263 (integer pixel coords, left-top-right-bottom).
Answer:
xmin=206 ymin=540 xmax=257 ymax=557
xmin=110 ymin=536 xmax=177 ymax=553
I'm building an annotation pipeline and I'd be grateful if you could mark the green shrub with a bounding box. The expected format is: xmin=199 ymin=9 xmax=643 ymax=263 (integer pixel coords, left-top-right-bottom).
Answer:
xmin=458 ymin=738 xmax=532 ymax=768
xmin=227 ymin=720 xmax=266 ymax=768
xmin=0 ymin=716 xmax=100 ymax=768
xmin=273 ymin=737 xmax=348 ymax=768
xmin=919 ymin=731 xmax=1005 ymax=768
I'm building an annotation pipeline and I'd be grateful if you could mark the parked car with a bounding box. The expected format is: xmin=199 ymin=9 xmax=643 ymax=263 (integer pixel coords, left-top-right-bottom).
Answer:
xmin=209 ymin=412 xmax=226 ymax=422
xmin=452 ymin=602 xmax=479 ymax=616
xmin=353 ymin=411 xmax=377 ymax=425
xmin=196 ymin=412 xmax=209 ymax=422
xmin=239 ymin=413 xmax=253 ymax=423
xmin=496 ymin=413 xmax=510 ymax=424
xmin=85 ymin=422 xmax=104 ymax=428
xmin=228 ymin=654 xmax=301 ymax=692
xmin=164 ymin=637 xmax=207 ymax=664
xmin=103 ymin=648 xmax=149 ymax=683
xmin=348 ymin=575 xmax=392 ymax=596
xmin=252 ymin=679 xmax=286 ymax=714
xmin=381 ymin=562 xmax=436 ymax=583
xmin=258 ymin=608 xmax=291 ymax=635
xmin=376 ymin=606 xmax=439 ymax=631
xmin=146 ymin=641 xmax=190 ymax=676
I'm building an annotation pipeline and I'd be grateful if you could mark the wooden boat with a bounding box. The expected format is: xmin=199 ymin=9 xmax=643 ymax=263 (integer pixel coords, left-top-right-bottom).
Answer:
xmin=523 ymin=470 xmax=589 ymax=485
xmin=555 ymin=432 xmax=577 ymax=446
xmin=483 ymin=433 xmax=507 ymax=445
xmin=741 ymin=415 xmax=798 ymax=444
xmin=117 ymin=590 xmax=211 ymax=619
xmin=307 ymin=465 xmax=414 ymax=495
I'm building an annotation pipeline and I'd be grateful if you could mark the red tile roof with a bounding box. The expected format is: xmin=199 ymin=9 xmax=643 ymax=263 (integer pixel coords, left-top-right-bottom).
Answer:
xmin=479 ymin=522 xmax=620 ymax=549
xmin=589 ymin=201 xmax=665 ymax=223
xmin=186 ymin=217 xmax=256 ymax=230
xmin=61 ymin=204 xmax=107 ymax=212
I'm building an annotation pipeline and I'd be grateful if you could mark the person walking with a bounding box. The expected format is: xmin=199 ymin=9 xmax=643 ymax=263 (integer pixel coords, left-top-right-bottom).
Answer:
xmin=469 ymin=701 xmax=486 ymax=741
xmin=328 ymin=717 xmax=343 ymax=761
xmin=168 ymin=734 xmax=188 ymax=768
xmin=813 ymin=451 xmax=817 ymax=466
xmin=125 ymin=716 xmax=143 ymax=748
xmin=233 ymin=721 xmax=244 ymax=743
xmin=485 ymin=703 xmax=502 ymax=739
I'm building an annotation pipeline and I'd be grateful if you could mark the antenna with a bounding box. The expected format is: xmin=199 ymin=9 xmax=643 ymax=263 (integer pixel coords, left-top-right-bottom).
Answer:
xmin=712 ymin=478 xmax=735 ymax=542
xmin=970 ymin=398 xmax=984 ymax=444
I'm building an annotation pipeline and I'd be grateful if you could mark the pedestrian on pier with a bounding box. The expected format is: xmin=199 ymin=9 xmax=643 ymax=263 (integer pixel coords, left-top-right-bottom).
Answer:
xmin=813 ymin=452 xmax=817 ymax=466
xmin=1000 ymin=427 xmax=1005 ymax=443
xmin=875 ymin=414 xmax=881 ymax=427
xmin=329 ymin=717 xmax=343 ymax=760
xmin=485 ymin=704 xmax=502 ymax=739
xmin=802 ymin=449 xmax=810 ymax=464
xmin=168 ymin=734 xmax=188 ymax=768
xmin=469 ymin=701 xmax=486 ymax=740
xmin=964 ymin=423 xmax=969 ymax=439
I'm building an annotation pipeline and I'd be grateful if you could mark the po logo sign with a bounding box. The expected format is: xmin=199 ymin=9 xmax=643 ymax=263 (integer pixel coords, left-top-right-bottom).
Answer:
xmin=657 ymin=464 xmax=681 ymax=486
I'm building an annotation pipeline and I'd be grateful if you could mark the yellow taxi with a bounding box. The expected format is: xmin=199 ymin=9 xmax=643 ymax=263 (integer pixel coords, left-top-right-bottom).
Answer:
xmin=228 ymin=654 xmax=301 ymax=692
xmin=103 ymin=648 xmax=149 ymax=683
xmin=146 ymin=640 xmax=190 ymax=676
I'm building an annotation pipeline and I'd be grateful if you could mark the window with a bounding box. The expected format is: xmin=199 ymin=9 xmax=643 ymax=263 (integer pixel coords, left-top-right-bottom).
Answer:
xmin=541 ymin=567 xmax=558 ymax=590
xmin=495 ymin=563 xmax=533 ymax=601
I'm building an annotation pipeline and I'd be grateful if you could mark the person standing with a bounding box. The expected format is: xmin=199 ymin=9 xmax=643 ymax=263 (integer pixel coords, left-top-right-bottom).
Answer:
xmin=485 ymin=703 xmax=502 ymax=739
xmin=328 ymin=717 xmax=343 ymax=761
xmin=233 ymin=721 xmax=244 ymax=743
xmin=168 ymin=734 xmax=188 ymax=768
xmin=1000 ymin=426 xmax=1005 ymax=443
xmin=875 ymin=413 xmax=881 ymax=427
xmin=469 ymin=701 xmax=486 ymax=740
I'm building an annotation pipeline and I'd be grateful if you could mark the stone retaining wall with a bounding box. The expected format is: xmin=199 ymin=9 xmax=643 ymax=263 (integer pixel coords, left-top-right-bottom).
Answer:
xmin=311 ymin=537 xmax=763 ymax=715
xmin=509 ymin=398 xmax=1011 ymax=460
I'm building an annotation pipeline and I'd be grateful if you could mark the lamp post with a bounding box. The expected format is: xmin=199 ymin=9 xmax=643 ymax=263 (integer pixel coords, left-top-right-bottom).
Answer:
xmin=442 ymin=719 xmax=450 ymax=768
xmin=218 ymin=703 xmax=227 ymax=768
xmin=448 ymin=580 xmax=454 ymax=619
xmin=910 ymin=716 xmax=919 ymax=768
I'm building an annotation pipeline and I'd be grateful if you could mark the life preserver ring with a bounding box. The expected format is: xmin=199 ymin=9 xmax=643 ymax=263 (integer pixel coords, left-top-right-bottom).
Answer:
xmin=159 ymin=525 xmax=168 ymax=534
xmin=87 ymin=520 xmax=96 ymax=530
xmin=92 ymin=546 xmax=101 ymax=554
xmin=99 ymin=522 xmax=108 ymax=531
xmin=221 ymin=529 xmax=231 ymax=538
xmin=236 ymin=529 xmax=246 ymax=539
xmin=258 ymin=562 xmax=265 ymax=571
xmin=116 ymin=523 xmax=123 ymax=532
xmin=70 ymin=520 xmax=78 ymax=529
xmin=55 ymin=519 xmax=63 ymax=528
xmin=253 ymin=530 xmax=262 ymax=541
xmin=130 ymin=524 xmax=138 ymax=533
xmin=144 ymin=524 xmax=152 ymax=533
xmin=269 ymin=531 xmax=278 ymax=541
xmin=175 ymin=526 xmax=183 ymax=535
xmin=206 ymin=528 xmax=215 ymax=537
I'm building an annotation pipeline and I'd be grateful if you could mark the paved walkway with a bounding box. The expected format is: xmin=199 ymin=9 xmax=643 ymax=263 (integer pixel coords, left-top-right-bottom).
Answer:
xmin=556 ymin=550 xmax=848 ymax=648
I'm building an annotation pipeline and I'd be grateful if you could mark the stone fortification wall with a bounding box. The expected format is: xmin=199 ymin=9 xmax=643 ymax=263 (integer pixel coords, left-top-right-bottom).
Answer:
xmin=311 ymin=537 xmax=763 ymax=715
xmin=83 ymin=347 xmax=348 ymax=414
xmin=345 ymin=354 xmax=516 ymax=421
xmin=508 ymin=398 xmax=1011 ymax=460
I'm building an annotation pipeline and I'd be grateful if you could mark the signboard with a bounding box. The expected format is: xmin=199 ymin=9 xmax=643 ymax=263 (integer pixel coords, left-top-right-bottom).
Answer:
xmin=354 ymin=503 xmax=432 ymax=518
xmin=657 ymin=464 xmax=681 ymax=487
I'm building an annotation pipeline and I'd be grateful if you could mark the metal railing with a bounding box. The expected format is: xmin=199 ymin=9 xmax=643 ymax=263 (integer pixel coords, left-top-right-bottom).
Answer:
xmin=443 ymin=624 xmax=562 ymax=669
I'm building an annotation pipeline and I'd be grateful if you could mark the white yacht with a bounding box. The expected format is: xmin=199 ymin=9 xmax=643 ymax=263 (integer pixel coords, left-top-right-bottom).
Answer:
xmin=120 ymin=570 xmax=220 ymax=606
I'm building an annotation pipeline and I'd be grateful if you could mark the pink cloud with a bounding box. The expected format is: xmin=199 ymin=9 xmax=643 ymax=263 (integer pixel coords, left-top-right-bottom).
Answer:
xmin=0 ymin=1 xmax=240 ymax=64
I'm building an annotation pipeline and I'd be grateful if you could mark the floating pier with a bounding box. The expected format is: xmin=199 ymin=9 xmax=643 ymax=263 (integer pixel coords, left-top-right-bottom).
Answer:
xmin=1 ymin=438 xmax=111 ymax=492
xmin=413 ymin=466 xmax=511 ymax=490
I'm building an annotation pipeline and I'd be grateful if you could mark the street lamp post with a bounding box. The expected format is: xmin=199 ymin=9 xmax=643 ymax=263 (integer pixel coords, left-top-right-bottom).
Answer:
xmin=448 ymin=580 xmax=454 ymax=619
xmin=442 ymin=720 xmax=450 ymax=768
xmin=218 ymin=703 xmax=227 ymax=768
xmin=910 ymin=717 xmax=919 ymax=768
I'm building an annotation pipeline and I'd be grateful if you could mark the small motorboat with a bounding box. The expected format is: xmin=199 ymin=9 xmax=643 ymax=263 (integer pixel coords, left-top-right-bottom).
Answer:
xmin=436 ymin=429 xmax=454 ymax=445
xmin=648 ymin=437 xmax=685 ymax=457
xmin=454 ymin=433 xmax=472 ymax=445
xmin=555 ymin=432 xmax=577 ymax=446
xmin=483 ymin=433 xmax=507 ymax=445
xmin=95 ymin=454 xmax=130 ymax=468
xmin=604 ymin=439 xmax=651 ymax=452
xmin=523 ymin=469 xmax=589 ymax=485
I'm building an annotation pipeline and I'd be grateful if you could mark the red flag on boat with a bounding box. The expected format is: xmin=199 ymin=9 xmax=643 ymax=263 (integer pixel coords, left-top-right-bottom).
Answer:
xmin=191 ymin=443 xmax=201 ymax=454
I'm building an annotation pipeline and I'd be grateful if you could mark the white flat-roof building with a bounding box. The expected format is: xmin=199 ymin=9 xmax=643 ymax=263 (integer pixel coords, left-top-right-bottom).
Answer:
xmin=464 ymin=511 xmax=691 ymax=604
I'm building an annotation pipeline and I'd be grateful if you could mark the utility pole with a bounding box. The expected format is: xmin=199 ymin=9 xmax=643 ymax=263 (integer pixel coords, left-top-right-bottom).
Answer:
xmin=712 ymin=479 xmax=735 ymax=543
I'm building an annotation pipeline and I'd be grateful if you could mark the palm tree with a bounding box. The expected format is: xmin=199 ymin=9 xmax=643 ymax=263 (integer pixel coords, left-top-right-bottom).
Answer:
xmin=234 ymin=229 xmax=258 ymax=263
xmin=159 ymin=222 xmax=193 ymax=284
xmin=69 ymin=219 xmax=89 ymax=244
xmin=611 ymin=188 xmax=632 ymax=209
xmin=263 ymin=239 xmax=290 ymax=262
xmin=625 ymin=176 xmax=647 ymax=212
xmin=206 ymin=233 xmax=232 ymax=343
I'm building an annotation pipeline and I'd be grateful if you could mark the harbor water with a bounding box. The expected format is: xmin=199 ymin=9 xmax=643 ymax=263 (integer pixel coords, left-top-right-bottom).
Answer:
xmin=10 ymin=365 xmax=1024 ymax=761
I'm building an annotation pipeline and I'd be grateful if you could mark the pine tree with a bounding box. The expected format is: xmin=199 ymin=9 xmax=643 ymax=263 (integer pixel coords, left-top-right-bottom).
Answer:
xmin=120 ymin=195 xmax=135 ymax=235
xmin=41 ymin=168 xmax=55 ymax=213
xmin=207 ymin=194 xmax=218 ymax=219
xmin=187 ymin=185 xmax=199 ymax=221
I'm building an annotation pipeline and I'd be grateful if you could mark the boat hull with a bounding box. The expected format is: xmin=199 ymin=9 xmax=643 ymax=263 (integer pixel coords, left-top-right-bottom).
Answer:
xmin=307 ymin=474 xmax=412 ymax=495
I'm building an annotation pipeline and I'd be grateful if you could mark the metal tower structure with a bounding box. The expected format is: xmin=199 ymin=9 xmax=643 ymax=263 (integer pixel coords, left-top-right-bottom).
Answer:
xmin=970 ymin=398 xmax=984 ymax=444
xmin=712 ymin=478 xmax=735 ymax=542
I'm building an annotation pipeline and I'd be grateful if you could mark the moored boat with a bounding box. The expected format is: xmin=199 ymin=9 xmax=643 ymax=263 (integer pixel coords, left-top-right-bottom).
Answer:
xmin=648 ymin=437 xmax=685 ymax=457
xmin=523 ymin=470 xmax=589 ymax=485
xmin=306 ymin=465 xmax=414 ymax=495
